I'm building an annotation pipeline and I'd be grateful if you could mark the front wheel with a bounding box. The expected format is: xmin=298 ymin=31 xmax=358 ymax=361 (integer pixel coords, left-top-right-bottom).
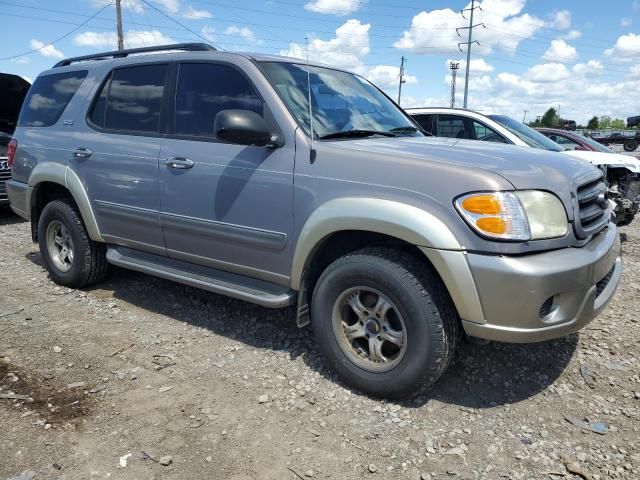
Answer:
xmin=311 ymin=248 xmax=459 ymax=399
xmin=624 ymin=141 xmax=638 ymax=152
xmin=38 ymin=199 xmax=108 ymax=288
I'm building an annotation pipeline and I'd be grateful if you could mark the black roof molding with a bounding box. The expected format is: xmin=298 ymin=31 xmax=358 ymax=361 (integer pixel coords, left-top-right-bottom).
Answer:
xmin=53 ymin=43 xmax=216 ymax=68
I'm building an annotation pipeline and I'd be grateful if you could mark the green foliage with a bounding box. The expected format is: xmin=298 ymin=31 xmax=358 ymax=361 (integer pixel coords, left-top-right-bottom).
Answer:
xmin=599 ymin=115 xmax=612 ymax=129
xmin=540 ymin=107 xmax=558 ymax=127
xmin=587 ymin=116 xmax=599 ymax=130
xmin=611 ymin=118 xmax=626 ymax=129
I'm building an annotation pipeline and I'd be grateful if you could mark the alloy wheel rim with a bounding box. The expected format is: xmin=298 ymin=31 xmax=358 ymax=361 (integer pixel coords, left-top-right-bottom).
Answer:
xmin=46 ymin=220 xmax=74 ymax=273
xmin=332 ymin=287 xmax=407 ymax=373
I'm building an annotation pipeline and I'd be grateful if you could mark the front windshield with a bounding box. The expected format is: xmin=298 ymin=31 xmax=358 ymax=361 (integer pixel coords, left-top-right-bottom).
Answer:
xmin=260 ymin=61 xmax=422 ymax=139
xmin=578 ymin=133 xmax=615 ymax=153
xmin=488 ymin=114 xmax=563 ymax=152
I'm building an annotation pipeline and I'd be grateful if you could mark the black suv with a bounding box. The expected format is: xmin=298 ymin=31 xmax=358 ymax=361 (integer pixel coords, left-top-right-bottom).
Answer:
xmin=0 ymin=73 xmax=30 ymax=205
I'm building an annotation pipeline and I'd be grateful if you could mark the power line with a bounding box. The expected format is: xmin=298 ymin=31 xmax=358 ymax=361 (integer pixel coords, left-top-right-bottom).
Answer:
xmin=0 ymin=2 xmax=113 ymax=60
xmin=138 ymin=0 xmax=216 ymax=45
xmin=458 ymin=0 xmax=482 ymax=108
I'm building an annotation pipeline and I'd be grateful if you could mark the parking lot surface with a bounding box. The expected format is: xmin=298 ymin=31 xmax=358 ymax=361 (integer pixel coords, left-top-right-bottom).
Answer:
xmin=1 ymin=207 xmax=639 ymax=480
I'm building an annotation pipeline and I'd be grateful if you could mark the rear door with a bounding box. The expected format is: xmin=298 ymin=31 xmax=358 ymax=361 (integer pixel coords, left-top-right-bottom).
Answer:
xmin=77 ymin=63 xmax=169 ymax=255
xmin=158 ymin=61 xmax=295 ymax=284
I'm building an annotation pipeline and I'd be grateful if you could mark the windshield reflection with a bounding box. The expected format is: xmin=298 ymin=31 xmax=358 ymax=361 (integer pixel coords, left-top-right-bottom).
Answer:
xmin=260 ymin=62 xmax=421 ymax=140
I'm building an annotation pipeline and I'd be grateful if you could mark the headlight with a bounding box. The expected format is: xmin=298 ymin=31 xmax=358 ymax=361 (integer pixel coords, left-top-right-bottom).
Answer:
xmin=455 ymin=191 xmax=568 ymax=241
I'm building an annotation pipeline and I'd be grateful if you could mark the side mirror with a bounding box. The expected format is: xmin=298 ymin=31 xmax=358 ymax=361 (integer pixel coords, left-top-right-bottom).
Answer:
xmin=214 ymin=109 xmax=274 ymax=147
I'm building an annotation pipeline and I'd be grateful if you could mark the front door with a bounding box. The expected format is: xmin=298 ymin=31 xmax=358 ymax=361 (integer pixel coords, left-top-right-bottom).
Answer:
xmin=75 ymin=63 xmax=170 ymax=255
xmin=158 ymin=62 xmax=294 ymax=284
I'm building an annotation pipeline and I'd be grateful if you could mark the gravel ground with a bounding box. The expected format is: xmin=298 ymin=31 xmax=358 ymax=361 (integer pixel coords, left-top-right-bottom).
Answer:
xmin=1 ymin=206 xmax=639 ymax=480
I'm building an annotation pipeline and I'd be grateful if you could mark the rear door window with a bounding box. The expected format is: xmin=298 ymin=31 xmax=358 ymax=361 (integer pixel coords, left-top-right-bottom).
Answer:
xmin=89 ymin=64 xmax=168 ymax=133
xmin=18 ymin=71 xmax=87 ymax=127
xmin=437 ymin=115 xmax=467 ymax=138
xmin=173 ymin=63 xmax=263 ymax=137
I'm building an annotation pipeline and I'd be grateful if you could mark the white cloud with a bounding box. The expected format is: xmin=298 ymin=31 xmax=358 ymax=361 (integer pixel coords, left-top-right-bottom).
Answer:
xmin=445 ymin=58 xmax=494 ymax=74
xmin=621 ymin=17 xmax=632 ymax=27
xmin=10 ymin=57 xmax=30 ymax=64
xmin=561 ymin=30 xmax=582 ymax=40
xmin=548 ymin=9 xmax=571 ymax=30
xmin=543 ymin=39 xmax=577 ymax=62
xmin=201 ymin=26 xmax=215 ymax=42
xmin=223 ymin=26 xmax=256 ymax=42
xmin=605 ymin=33 xmax=640 ymax=62
xmin=182 ymin=6 xmax=213 ymax=19
xmin=394 ymin=0 xmax=545 ymax=55
xmin=30 ymin=39 xmax=64 ymax=59
xmin=445 ymin=73 xmax=493 ymax=91
xmin=367 ymin=65 xmax=417 ymax=88
xmin=572 ymin=60 xmax=604 ymax=77
xmin=73 ymin=30 xmax=176 ymax=49
xmin=155 ymin=0 xmax=180 ymax=13
xmin=630 ymin=65 xmax=640 ymax=77
xmin=280 ymin=19 xmax=370 ymax=72
xmin=524 ymin=63 xmax=570 ymax=82
xmin=304 ymin=0 xmax=366 ymax=16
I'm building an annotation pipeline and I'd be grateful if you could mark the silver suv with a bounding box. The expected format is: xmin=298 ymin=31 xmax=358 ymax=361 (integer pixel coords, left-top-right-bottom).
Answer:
xmin=6 ymin=44 xmax=621 ymax=398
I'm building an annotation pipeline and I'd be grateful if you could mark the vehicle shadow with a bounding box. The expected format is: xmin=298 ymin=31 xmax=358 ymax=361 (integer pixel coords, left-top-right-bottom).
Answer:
xmin=0 ymin=206 xmax=27 ymax=226
xmin=24 ymin=253 xmax=578 ymax=409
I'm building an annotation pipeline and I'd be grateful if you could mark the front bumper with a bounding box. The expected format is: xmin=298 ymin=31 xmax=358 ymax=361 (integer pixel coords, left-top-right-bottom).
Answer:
xmin=461 ymin=224 xmax=621 ymax=343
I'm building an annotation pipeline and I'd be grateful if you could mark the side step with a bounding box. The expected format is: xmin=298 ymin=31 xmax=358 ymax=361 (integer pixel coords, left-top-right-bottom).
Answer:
xmin=106 ymin=247 xmax=296 ymax=308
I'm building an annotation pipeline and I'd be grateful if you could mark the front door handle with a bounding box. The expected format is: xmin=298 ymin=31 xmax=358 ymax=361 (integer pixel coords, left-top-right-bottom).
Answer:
xmin=73 ymin=148 xmax=92 ymax=159
xmin=165 ymin=157 xmax=194 ymax=169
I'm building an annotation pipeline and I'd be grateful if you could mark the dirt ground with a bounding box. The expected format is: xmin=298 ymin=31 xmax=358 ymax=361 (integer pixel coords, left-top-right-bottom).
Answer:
xmin=1 ymin=206 xmax=639 ymax=480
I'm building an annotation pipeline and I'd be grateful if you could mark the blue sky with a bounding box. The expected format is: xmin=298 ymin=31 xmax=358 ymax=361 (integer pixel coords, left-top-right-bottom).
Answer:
xmin=1 ymin=0 xmax=639 ymax=123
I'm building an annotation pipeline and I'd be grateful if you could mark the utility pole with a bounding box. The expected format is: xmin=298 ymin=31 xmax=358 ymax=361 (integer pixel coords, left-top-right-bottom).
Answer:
xmin=115 ymin=0 xmax=124 ymax=51
xmin=397 ymin=56 xmax=406 ymax=105
xmin=522 ymin=110 xmax=528 ymax=123
xmin=449 ymin=62 xmax=460 ymax=108
xmin=457 ymin=0 xmax=484 ymax=109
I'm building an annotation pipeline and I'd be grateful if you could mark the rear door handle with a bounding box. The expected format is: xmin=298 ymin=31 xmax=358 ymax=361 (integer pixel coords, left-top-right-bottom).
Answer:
xmin=73 ymin=148 xmax=92 ymax=159
xmin=165 ymin=157 xmax=194 ymax=169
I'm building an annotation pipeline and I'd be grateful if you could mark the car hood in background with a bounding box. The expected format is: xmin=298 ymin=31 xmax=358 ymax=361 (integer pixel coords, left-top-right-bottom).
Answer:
xmin=562 ymin=150 xmax=640 ymax=173
xmin=0 ymin=73 xmax=31 ymax=141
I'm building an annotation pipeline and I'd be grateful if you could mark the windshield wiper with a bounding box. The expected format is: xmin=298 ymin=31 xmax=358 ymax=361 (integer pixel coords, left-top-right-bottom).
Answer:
xmin=318 ymin=129 xmax=397 ymax=140
xmin=389 ymin=125 xmax=431 ymax=136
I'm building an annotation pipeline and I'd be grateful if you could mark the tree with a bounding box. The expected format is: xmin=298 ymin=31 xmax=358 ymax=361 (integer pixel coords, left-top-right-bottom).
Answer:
xmin=587 ymin=116 xmax=599 ymax=129
xmin=600 ymin=115 xmax=612 ymax=129
xmin=611 ymin=118 xmax=626 ymax=129
xmin=540 ymin=107 xmax=558 ymax=127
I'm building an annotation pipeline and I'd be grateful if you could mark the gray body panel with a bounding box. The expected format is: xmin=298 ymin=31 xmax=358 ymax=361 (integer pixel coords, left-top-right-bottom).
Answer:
xmin=7 ymin=48 xmax=621 ymax=343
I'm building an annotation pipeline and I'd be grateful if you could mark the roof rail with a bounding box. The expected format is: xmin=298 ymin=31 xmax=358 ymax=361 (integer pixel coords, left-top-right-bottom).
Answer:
xmin=53 ymin=43 xmax=216 ymax=68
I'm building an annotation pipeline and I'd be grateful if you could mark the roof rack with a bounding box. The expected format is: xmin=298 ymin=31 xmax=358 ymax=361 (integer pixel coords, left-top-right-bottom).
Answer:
xmin=53 ymin=43 xmax=216 ymax=68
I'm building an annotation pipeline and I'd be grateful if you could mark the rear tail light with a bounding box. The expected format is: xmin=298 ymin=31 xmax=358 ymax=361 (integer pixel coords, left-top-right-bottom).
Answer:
xmin=7 ymin=139 xmax=17 ymax=168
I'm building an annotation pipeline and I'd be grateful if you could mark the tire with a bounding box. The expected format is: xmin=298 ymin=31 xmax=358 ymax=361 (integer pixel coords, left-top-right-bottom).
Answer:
xmin=623 ymin=141 xmax=637 ymax=152
xmin=38 ymin=199 xmax=108 ymax=288
xmin=311 ymin=247 xmax=459 ymax=399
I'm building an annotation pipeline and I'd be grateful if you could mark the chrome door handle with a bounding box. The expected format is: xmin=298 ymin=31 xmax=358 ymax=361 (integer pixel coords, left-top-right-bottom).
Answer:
xmin=73 ymin=148 xmax=92 ymax=159
xmin=165 ymin=157 xmax=194 ymax=169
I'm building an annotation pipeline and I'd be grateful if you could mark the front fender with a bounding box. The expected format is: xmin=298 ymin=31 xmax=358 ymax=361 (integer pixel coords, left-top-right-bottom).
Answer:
xmin=290 ymin=197 xmax=462 ymax=290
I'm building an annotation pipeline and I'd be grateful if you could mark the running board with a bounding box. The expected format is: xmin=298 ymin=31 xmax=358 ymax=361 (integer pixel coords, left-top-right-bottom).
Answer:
xmin=106 ymin=247 xmax=296 ymax=308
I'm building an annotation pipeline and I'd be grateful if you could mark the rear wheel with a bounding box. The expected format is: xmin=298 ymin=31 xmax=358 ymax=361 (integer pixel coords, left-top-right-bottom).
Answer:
xmin=311 ymin=247 xmax=459 ymax=399
xmin=38 ymin=199 xmax=108 ymax=288
xmin=623 ymin=141 xmax=637 ymax=152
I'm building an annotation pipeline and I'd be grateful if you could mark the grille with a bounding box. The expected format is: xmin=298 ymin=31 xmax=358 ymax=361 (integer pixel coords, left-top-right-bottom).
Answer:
xmin=596 ymin=265 xmax=615 ymax=297
xmin=574 ymin=175 xmax=609 ymax=239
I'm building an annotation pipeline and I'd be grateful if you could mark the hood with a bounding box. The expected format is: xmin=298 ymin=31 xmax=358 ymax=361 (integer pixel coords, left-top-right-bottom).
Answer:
xmin=562 ymin=150 xmax=640 ymax=174
xmin=0 ymin=73 xmax=31 ymax=139
xmin=328 ymin=135 xmax=600 ymax=191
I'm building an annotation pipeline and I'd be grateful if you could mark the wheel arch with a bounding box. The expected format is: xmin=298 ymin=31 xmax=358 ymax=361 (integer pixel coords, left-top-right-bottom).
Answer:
xmin=28 ymin=163 xmax=103 ymax=242
xmin=291 ymin=197 xmax=462 ymax=291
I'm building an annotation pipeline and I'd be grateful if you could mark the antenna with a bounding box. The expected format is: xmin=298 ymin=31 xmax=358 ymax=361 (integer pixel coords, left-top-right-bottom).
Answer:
xmin=305 ymin=37 xmax=316 ymax=163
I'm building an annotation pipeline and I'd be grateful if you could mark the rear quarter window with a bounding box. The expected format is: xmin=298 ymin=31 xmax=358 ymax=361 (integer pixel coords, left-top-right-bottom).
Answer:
xmin=18 ymin=71 xmax=87 ymax=127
